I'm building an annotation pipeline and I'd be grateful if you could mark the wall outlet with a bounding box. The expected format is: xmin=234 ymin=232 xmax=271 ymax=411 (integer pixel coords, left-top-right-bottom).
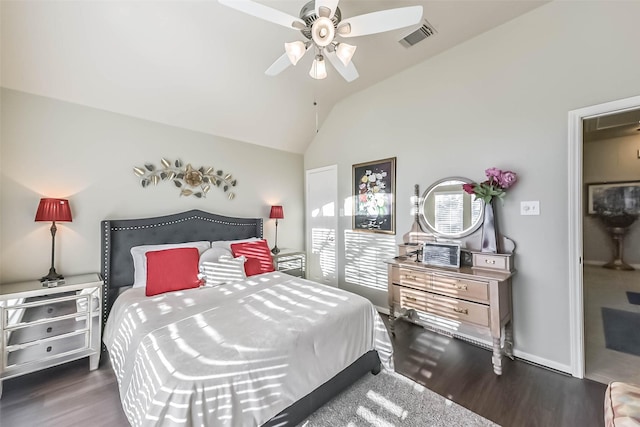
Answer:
xmin=521 ymin=201 xmax=540 ymax=216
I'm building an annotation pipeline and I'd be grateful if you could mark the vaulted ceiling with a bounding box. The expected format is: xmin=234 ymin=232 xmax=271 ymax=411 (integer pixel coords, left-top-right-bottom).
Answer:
xmin=1 ymin=0 xmax=546 ymax=153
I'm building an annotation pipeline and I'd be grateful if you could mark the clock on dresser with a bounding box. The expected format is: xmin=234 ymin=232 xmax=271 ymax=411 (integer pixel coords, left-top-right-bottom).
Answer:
xmin=0 ymin=273 xmax=103 ymax=398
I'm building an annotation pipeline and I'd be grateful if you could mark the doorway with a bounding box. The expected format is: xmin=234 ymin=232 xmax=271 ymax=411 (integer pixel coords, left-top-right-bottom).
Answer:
xmin=305 ymin=165 xmax=338 ymax=287
xmin=569 ymin=95 xmax=640 ymax=380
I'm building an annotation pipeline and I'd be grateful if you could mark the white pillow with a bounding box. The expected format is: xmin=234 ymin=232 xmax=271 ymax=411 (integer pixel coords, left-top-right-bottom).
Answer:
xmin=210 ymin=237 xmax=260 ymax=251
xmin=200 ymin=254 xmax=247 ymax=287
xmin=199 ymin=247 xmax=233 ymax=270
xmin=131 ymin=241 xmax=211 ymax=289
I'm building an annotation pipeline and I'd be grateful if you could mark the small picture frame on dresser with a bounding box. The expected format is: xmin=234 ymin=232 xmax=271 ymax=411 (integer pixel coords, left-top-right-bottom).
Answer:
xmin=422 ymin=242 xmax=461 ymax=268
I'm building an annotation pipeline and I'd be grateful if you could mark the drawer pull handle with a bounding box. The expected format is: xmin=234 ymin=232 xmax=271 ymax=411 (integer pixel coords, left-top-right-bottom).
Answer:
xmin=46 ymin=327 xmax=53 ymax=333
xmin=46 ymin=346 xmax=52 ymax=352
xmin=485 ymin=259 xmax=496 ymax=265
xmin=453 ymin=308 xmax=469 ymax=315
xmin=405 ymin=275 xmax=417 ymax=281
xmin=454 ymin=284 xmax=468 ymax=291
xmin=47 ymin=307 xmax=54 ymax=314
xmin=404 ymin=296 xmax=417 ymax=301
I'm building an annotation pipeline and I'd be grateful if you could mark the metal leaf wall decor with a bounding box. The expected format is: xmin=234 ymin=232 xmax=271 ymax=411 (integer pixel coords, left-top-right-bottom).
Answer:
xmin=133 ymin=158 xmax=237 ymax=200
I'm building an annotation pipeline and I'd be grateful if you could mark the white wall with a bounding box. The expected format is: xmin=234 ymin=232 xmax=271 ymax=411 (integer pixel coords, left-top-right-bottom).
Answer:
xmin=304 ymin=1 xmax=640 ymax=371
xmin=584 ymin=134 xmax=640 ymax=265
xmin=0 ymin=89 xmax=304 ymax=283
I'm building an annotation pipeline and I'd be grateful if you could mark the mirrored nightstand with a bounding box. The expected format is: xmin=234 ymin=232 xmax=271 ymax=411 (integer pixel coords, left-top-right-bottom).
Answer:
xmin=0 ymin=273 xmax=103 ymax=398
xmin=273 ymin=250 xmax=306 ymax=278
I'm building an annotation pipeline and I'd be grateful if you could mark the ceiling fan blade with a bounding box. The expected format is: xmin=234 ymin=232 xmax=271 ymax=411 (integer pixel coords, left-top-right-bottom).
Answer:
xmin=315 ymin=0 xmax=339 ymax=19
xmin=265 ymin=44 xmax=311 ymax=76
xmin=265 ymin=53 xmax=293 ymax=76
xmin=337 ymin=6 xmax=423 ymax=38
xmin=219 ymin=0 xmax=306 ymax=30
xmin=325 ymin=51 xmax=359 ymax=82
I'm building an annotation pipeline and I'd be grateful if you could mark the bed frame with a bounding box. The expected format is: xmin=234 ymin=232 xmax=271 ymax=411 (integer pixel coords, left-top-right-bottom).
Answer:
xmin=100 ymin=209 xmax=381 ymax=426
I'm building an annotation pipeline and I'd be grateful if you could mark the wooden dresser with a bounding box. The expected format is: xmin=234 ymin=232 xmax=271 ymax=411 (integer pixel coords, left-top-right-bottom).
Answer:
xmin=387 ymin=248 xmax=515 ymax=375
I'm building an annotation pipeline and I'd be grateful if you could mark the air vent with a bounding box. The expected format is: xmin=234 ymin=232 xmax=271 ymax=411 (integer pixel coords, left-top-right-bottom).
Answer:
xmin=399 ymin=20 xmax=437 ymax=48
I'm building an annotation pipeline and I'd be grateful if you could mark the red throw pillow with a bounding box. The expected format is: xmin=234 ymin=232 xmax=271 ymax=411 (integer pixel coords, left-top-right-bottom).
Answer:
xmin=230 ymin=239 xmax=275 ymax=276
xmin=145 ymin=247 xmax=202 ymax=296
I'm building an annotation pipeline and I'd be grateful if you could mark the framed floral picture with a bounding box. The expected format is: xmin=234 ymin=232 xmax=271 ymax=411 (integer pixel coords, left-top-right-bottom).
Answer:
xmin=352 ymin=157 xmax=396 ymax=234
xmin=586 ymin=181 xmax=640 ymax=215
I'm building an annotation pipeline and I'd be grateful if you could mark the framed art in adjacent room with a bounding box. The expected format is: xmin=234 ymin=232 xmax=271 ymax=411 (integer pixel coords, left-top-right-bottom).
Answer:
xmin=586 ymin=181 xmax=640 ymax=215
xmin=352 ymin=157 xmax=396 ymax=234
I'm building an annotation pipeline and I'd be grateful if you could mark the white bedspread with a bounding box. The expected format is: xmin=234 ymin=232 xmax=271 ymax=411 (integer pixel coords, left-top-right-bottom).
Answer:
xmin=103 ymin=272 xmax=393 ymax=427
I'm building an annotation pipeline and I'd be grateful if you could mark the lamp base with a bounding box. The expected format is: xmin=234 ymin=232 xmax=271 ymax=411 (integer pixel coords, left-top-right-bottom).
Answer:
xmin=271 ymin=246 xmax=281 ymax=255
xmin=41 ymin=268 xmax=64 ymax=282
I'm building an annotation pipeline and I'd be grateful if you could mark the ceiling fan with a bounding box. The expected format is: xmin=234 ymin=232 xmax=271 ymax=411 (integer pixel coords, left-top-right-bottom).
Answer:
xmin=218 ymin=0 xmax=423 ymax=82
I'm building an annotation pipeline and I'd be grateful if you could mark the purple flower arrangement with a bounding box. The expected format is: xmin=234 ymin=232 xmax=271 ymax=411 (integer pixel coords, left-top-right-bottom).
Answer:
xmin=463 ymin=168 xmax=517 ymax=204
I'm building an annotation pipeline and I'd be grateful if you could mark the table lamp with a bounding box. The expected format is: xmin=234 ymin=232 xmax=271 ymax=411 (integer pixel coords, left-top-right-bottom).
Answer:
xmin=35 ymin=198 xmax=72 ymax=282
xmin=269 ymin=205 xmax=284 ymax=254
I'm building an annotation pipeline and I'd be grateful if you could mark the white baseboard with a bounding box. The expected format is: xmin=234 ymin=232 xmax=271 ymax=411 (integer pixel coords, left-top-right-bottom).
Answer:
xmin=375 ymin=305 xmax=390 ymax=315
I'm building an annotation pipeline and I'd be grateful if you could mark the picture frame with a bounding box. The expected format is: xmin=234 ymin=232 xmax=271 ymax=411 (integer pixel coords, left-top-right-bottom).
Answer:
xmin=586 ymin=181 xmax=640 ymax=215
xmin=352 ymin=157 xmax=396 ymax=234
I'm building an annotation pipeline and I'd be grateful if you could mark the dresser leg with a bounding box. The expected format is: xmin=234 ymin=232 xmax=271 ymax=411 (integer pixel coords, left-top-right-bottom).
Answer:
xmin=0 ymin=379 xmax=3 ymax=399
xmin=389 ymin=305 xmax=395 ymax=336
xmin=505 ymin=322 xmax=514 ymax=360
xmin=492 ymin=337 xmax=503 ymax=375
xmin=89 ymin=354 xmax=100 ymax=371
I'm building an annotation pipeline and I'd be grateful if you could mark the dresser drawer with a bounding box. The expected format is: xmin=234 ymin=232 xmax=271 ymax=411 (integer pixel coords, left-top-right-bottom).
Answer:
xmin=6 ymin=332 xmax=88 ymax=369
xmin=399 ymin=269 xmax=429 ymax=290
xmin=7 ymin=316 xmax=88 ymax=346
xmin=430 ymin=274 xmax=489 ymax=303
xmin=472 ymin=253 xmax=512 ymax=271
xmin=399 ymin=287 xmax=490 ymax=327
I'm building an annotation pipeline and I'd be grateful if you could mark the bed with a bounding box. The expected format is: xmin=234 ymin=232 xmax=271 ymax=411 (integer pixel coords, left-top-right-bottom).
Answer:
xmin=100 ymin=209 xmax=393 ymax=426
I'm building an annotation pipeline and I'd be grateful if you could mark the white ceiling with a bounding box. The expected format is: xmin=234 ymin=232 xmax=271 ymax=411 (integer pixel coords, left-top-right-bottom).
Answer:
xmin=1 ymin=0 xmax=546 ymax=154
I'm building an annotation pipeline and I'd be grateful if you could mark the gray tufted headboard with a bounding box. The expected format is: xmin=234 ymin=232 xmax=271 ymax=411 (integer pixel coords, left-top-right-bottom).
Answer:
xmin=100 ymin=209 xmax=263 ymax=330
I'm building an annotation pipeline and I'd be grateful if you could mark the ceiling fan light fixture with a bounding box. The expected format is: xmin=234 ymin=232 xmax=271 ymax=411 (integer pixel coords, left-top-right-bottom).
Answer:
xmin=285 ymin=41 xmax=306 ymax=65
xmin=311 ymin=17 xmax=335 ymax=47
xmin=309 ymin=55 xmax=327 ymax=79
xmin=335 ymin=42 xmax=357 ymax=66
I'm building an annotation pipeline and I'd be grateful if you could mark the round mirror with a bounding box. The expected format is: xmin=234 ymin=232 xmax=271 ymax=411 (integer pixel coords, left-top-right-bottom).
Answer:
xmin=420 ymin=177 xmax=484 ymax=238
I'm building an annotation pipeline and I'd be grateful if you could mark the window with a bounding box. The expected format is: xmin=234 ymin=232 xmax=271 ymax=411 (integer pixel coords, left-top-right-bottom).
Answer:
xmin=434 ymin=192 xmax=463 ymax=234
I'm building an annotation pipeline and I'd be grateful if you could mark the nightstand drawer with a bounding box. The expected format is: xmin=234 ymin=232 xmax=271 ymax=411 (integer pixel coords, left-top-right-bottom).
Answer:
xmin=430 ymin=274 xmax=489 ymax=303
xmin=7 ymin=332 xmax=88 ymax=369
xmin=399 ymin=288 xmax=490 ymax=327
xmin=7 ymin=317 xmax=87 ymax=345
xmin=4 ymin=295 xmax=88 ymax=327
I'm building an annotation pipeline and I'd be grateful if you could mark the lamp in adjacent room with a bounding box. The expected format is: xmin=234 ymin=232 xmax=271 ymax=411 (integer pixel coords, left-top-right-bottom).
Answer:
xmin=269 ymin=205 xmax=284 ymax=255
xmin=35 ymin=198 xmax=72 ymax=282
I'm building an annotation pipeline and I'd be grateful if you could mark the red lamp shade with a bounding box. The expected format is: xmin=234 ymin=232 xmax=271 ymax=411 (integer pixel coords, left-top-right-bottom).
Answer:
xmin=35 ymin=198 xmax=73 ymax=222
xmin=269 ymin=205 xmax=284 ymax=220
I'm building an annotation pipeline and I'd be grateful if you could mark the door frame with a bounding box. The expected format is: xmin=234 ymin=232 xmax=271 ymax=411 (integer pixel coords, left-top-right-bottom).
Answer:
xmin=305 ymin=164 xmax=338 ymax=287
xmin=568 ymin=94 xmax=640 ymax=378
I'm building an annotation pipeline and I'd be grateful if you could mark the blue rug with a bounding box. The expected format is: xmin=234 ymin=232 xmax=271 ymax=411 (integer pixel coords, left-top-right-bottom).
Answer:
xmin=627 ymin=291 xmax=640 ymax=305
xmin=602 ymin=307 xmax=640 ymax=357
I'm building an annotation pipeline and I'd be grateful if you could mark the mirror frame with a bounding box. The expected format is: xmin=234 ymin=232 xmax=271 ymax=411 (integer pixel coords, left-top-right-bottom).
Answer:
xmin=419 ymin=176 xmax=485 ymax=239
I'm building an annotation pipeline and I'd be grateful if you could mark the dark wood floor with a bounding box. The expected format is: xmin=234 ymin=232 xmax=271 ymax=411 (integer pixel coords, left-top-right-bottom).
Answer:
xmin=0 ymin=318 xmax=606 ymax=426
xmin=388 ymin=318 xmax=606 ymax=427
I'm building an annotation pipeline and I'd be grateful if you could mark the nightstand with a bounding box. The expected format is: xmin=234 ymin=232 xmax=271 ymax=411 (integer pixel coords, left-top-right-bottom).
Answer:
xmin=273 ymin=250 xmax=306 ymax=278
xmin=0 ymin=273 xmax=103 ymax=398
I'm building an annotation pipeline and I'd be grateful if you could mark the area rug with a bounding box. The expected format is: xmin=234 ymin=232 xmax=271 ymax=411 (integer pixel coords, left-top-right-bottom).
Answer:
xmin=602 ymin=307 xmax=640 ymax=356
xmin=298 ymin=370 xmax=498 ymax=427
xmin=626 ymin=291 xmax=640 ymax=305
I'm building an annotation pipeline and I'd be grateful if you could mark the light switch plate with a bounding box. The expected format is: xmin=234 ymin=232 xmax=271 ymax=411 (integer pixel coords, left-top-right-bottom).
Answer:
xmin=521 ymin=201 xmax=540 ymax=216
